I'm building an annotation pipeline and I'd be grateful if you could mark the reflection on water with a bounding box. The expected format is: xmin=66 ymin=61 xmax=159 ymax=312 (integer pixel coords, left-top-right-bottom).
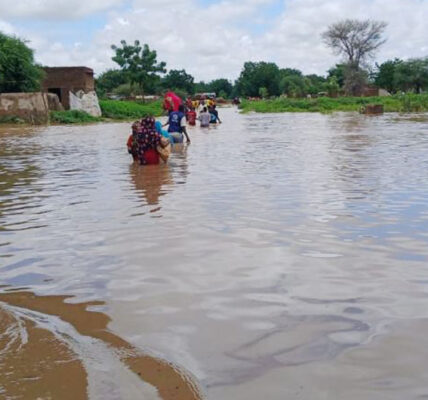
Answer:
xmin=129 ymin=143 xmax=189 ymax=211
xmin=1 ymin=110 xmax=428 ymax=399
xmin=130 ymin=163 xmax=173 ymax=208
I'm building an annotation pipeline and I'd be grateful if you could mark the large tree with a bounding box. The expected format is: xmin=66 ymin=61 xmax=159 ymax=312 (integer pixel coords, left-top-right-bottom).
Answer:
xmin=327 ymin=64 xmax=346 ymax=88
xmin=95 ymin=69 xmax=128 ymax=97
xmin=208 ymin=79 xmax=233 ymax=98
xmin=111 ymin=40 xmax=166 ymax=94
xmin=322 ymin=19 xmax=387 ymax=95
xmin=161 ymin=69 xmax=194 ymax=94
xmin=374 ymin=59 xmax=402 ymax=93
xmin=235 ymin=62 xmax=281 ymax=97
xmin=394 ymin=58 xmax=428 ymax=93
xmin=0 ymin=32 xmax=44 ymax=93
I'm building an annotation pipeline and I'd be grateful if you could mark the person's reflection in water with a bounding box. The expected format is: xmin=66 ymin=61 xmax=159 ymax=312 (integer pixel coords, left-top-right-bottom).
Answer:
xmin=129 ymin=163 xmax=174 ymax=212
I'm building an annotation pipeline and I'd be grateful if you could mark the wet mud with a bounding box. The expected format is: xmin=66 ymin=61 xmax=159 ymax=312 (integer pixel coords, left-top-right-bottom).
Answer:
xmin=0 ymin=290 xmax=202 ymax=400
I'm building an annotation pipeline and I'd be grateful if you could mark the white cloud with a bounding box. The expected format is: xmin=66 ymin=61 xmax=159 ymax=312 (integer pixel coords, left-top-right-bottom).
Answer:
xmin=0 ymin=20 xmax=15 ymax=34
xmin=259 ymin=0 xmax=428 ymax=75
xmin=4 ymin=0 xmax=428 ymax=81
xmin=0 ymin=0 xmax=125 ymax=19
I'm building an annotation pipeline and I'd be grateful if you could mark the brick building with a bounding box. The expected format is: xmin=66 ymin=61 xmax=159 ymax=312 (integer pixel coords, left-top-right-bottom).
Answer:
xmin=42 ymin=67 xmax=95 ymax=109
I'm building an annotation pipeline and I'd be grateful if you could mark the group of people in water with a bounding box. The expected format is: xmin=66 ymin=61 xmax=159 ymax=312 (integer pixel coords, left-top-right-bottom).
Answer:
xmin=127 ymin=96 xmax=222 ymax=165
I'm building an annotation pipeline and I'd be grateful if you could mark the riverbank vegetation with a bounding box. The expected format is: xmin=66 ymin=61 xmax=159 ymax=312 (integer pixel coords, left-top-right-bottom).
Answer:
xmin=48 ymin=100 xmax=163 ymax=124
xmin=50 ymin=110 xmax=103 ymax=124
xmin=99 ymin=99 xmax=163 ymax=119
xmin=2 ymin=19 xmax=428 ymax=126
xmin=239 ymin=94 xmax=428 ymax=114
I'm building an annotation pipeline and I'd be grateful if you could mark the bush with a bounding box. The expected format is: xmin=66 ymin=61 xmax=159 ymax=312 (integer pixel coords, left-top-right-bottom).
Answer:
xmin=50 ymin=110 xmax=102 ymax=124
xmin=0 ymin=115 xmax=26 ymax=124
xmin=100 ymin=99 xmax=163 ymax=119
xmin=0 ymin=32 xmax=44 ymax=92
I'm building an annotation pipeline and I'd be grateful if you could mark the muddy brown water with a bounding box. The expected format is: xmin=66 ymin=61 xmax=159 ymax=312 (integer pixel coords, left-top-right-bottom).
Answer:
xmin=1 ymin=108 xmax=428 ymax=399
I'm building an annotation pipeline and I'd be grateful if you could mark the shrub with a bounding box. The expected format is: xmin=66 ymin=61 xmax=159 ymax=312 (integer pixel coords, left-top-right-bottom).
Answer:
xmin=99 ymin=99 xmax=163 ymax=119
xmin=50 ymin=110 xmax=102 ymax=124
xmin=239 ymin=94 xmax=428 ymax=114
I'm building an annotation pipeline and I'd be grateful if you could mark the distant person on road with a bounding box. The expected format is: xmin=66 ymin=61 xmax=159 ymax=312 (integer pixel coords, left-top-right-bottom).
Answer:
xmin=164 ymin=104 xmax=191 ymax=144
xmin=198 ymin=107 xmax=211 ymax=128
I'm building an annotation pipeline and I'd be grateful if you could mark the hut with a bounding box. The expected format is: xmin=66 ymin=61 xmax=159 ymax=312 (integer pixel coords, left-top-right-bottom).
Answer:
xmin=42 ymin=67 xmax=101 ymax=116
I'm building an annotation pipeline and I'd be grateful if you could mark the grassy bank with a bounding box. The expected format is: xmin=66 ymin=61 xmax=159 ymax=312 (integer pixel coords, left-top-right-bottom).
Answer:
xmin=99 ymin=99 xmax=163 ymax=119
xmin=50 ymin=110 xmax=103 ymax=124
xmin=0 ymin=115 xmax=26 ymax=124
xmin=239 ymin=94 xmax=428 ymax=114
xmin=47 ymin=100 xmax=164 ymax=124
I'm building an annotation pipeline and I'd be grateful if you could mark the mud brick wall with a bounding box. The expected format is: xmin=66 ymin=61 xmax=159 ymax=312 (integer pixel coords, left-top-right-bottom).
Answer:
xmin=42 ymin=67 xmax=95 ymax=109
xmin=0 ymin=92 xmax=50 ymax=124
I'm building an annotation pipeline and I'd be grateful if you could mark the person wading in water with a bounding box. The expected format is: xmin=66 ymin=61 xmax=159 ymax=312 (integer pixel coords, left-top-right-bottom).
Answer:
xmin=164 ymin=105 xmax=191 ymax=144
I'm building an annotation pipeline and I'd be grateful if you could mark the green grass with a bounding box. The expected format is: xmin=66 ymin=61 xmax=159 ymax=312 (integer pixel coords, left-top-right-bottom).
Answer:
xmin=0 ymin=115 xmax=26 ymax=124
xmin=99 ymin=99 xmax=163 ymax=119
xmin=50 ymin=100 xmax=163 ymax=124
xmin=239 ymin=94 xmax=428 ymax=114
xmin=50 ymin=110 xmax=102 ymax=124
xmin=3 ymin=100 xmax=164 ymax=125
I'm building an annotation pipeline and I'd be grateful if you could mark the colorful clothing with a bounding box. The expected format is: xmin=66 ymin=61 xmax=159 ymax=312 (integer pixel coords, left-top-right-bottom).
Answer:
xmin=155 ymin=121 xmax=173 ymax=143
xmin=163 ymin=91 xmax=182 ymax=112
xmin=186 ymin=110 xmax=197 ymax=126
xmin=167 ymin=111 xmax=186 ymax=133
xmin=134 ymin=116 xmax=161 ymax=165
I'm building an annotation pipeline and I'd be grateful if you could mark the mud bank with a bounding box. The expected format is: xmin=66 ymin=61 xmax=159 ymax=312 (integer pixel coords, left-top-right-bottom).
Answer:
xmin=0 ymin=290 xmax=203 ymax=400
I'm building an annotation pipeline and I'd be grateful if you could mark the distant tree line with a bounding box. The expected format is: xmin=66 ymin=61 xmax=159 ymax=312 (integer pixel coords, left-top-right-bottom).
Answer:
xmin=1 ymin=28 xmax=428 ymax=99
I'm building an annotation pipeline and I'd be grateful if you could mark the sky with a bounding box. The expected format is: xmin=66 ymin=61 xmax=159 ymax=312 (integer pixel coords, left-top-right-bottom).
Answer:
xmin=1 ymin=0 xmax=427 ymax=81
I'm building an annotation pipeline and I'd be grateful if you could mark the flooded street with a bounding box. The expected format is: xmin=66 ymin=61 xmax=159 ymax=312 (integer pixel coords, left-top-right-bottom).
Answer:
xmin=1 ymin=107 xmax=428 ymax=399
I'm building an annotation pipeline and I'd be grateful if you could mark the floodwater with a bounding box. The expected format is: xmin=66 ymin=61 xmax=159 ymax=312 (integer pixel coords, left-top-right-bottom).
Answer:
xmin=1 ymin=108 xmax=428 ymax=399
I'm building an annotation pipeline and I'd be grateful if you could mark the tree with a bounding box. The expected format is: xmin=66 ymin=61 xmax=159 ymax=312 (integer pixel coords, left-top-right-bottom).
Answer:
xmin=208 ymin=79 xmax=233 ymax=98
xmin=161 ymin=69 xmax=194 ymax=94
xmin=322 ymin=19 xmax=387 ymax=69
xmin=111 ymin=40 xmax=166 ymax=94
xmin=394 ymin=58 xmax=428 ymax=93
xmin=95 ymin=69 xmax=128 ymax=97
xmin=326 ymin=76 xmax=340 ymax=97
xmin=322 ymin=19 xmax=387 ymax=95
xmin=0 ymin=32 xmax=44 ymax=93
xmin=280 ymin=75 xmax=307 ymax=97
xmin=194 ymin=81 xmax=210 ymax=94
xmin=374 ymin=59 xmax=402 ymax=93
xmin=304 ymin=74 xmax=326 ymax=95
xmin=343 ymin=65 xmax=368 ymax=96
xmin=280 ymin=68 xmax=302 ymax=77
xmin=235 ymin=62 xmax=281 ymax=97
xmin=327 ymin=64 xmax=346 ymax=88
xmin=259 ymin=87 xmax=269 ymax=98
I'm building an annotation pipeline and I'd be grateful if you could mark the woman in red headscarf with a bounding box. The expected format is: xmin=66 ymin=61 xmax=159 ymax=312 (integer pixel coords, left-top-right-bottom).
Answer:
xmin=163 ymin=91 xmax=182 ymax=112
